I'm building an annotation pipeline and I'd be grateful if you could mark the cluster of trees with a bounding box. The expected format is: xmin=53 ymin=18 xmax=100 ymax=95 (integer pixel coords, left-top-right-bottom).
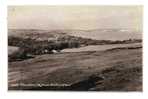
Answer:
xmin=8 ymin=35 xmax=142 ymax=62
xmin=21 ymin=41 xmax=80 ymax=55
xmin=8 ymin=36 xmax=80 ymax=55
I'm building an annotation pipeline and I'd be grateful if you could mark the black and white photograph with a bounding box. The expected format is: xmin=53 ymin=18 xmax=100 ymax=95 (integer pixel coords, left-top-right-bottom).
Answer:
xmin=7 ymin=5 xmax=143 ymax=91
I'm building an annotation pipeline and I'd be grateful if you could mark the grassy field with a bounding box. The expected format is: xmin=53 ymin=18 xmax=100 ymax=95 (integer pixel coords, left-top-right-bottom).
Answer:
xmin=8 ymin=47 xmax=142 ymax=91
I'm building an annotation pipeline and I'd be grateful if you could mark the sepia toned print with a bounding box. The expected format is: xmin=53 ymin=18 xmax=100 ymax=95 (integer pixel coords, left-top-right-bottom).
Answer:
xmin=8 ymin=6 xmax=142 ymax=91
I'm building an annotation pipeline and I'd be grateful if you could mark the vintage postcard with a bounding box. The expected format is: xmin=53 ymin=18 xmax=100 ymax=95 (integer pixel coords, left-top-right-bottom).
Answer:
xmin=8 ymin=6 xmax=142 ymax=91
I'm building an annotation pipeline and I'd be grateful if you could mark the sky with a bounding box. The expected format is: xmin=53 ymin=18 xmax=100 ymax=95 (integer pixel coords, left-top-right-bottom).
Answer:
xmin=8 ymin=6 xmax=143 ymax=30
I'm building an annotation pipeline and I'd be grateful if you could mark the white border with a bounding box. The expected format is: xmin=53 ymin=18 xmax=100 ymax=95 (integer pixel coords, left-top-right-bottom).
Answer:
xmin=0 ymin=0 xmax=147 ymax=99
xmin=7 ymin=0 xmax=143 ymax=5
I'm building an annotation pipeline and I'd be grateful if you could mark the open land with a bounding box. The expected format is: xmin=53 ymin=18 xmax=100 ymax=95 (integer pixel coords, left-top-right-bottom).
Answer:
xmin=8 ymin=29 xmax=142 ymax=91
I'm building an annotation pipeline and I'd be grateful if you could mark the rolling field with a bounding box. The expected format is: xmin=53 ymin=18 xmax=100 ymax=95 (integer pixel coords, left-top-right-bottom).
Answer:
xmin=8 ymin=47 xmax=142 ymax=91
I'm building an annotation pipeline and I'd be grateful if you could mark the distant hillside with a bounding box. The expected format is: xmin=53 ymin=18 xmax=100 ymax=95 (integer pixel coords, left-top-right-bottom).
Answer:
xmin=8 ymin=29 xmax=142 ymax=47
xmin=66 ymin=29 xmax=142 ymax=40
xmin=8 ymin=29 xmax=142 ymax=61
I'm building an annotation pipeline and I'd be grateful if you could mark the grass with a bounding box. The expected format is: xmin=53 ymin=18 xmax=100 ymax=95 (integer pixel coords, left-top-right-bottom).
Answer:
xmin=8 ymin=47 xmax=142 ymax=91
